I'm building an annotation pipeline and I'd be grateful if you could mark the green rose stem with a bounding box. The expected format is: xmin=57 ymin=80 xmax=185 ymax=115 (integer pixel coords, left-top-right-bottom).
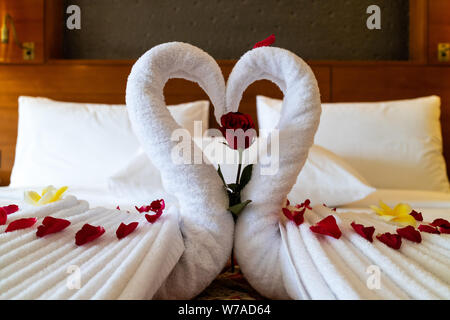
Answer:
xmin=231 ymin=148 xmax=243 ymax=273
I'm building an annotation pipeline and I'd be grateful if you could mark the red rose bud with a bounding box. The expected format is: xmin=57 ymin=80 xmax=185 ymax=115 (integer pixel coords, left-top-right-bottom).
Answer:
xmin=409 ymin=210 xmax=423 ymax=222
xmin=282 ymin=207 xmax=306 ymax=226
xmin=36 ymin=216 xmax=71 ymax=237
xmin=396 ymin=225 xmax=422 ymax=243
xmin=418 ymin=224 xmax=440 ymax=234
xmin=220 ymin=112 xmax=256 ymax=150
xmin=5 ymin=217 xmax=37 ymax=232
xmin=351 ymin=222 xmax=375 ymax=242
xmin=75 ymin=224 xmax=105 ymax=246
xmin=376 ymin=232 xmax=402 ymax=249
xmin=116 ymin=222 xmax=139 ymax=240
xmin=310 ymin=215 xmax=342 ymax=239
xmin=253 ymin=34 xmax=276 ymax=48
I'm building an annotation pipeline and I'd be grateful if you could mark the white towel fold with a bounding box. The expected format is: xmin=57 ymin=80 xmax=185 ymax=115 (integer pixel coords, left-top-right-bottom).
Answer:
xmin=0 ymin=197 xmax=185 ymax=299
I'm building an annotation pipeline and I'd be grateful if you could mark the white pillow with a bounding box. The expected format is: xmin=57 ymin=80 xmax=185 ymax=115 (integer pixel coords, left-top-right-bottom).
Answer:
xmin=257 ymin=95 xmax=450 ymax=192
xmin=10 ymin=96 xmax=209 ymax=187
xmin=108 ymin=138 xmax=375 ymax=207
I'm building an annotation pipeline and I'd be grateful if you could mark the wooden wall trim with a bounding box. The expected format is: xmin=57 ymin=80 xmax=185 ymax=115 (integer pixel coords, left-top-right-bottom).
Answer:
xmin=44 ymin=0 xmax=63 ymax=60
xmin=409 ymin=0 xmax=428 ymax=63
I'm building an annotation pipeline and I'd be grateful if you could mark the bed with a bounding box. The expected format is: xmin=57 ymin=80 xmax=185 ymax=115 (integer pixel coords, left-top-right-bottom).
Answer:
xmin=0 ymin=59 xmax=449 ymax=300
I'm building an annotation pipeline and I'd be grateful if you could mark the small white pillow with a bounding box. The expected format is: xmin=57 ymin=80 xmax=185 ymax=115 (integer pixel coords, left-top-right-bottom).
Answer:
xmin=10 ymin=96 xmax=209 ymax=187
xmin=257 ymin=95 xmax=450 ymax=192
xmin=108 ymin=139 xmax=375 ymax=207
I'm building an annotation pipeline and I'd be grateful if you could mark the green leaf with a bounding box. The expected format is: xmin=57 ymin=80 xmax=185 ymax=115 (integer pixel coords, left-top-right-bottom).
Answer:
xmin=239 ymin=164 xmax=253 ymax=190
xmin=217 ymin=165 xmax=226 ymax=186
xmin=228 ymin=200 xmax=252 ymax=216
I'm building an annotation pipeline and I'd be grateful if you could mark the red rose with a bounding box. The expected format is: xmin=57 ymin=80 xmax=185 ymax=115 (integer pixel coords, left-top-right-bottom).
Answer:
xmin=220 ymin=112 xmax=256 ymax=150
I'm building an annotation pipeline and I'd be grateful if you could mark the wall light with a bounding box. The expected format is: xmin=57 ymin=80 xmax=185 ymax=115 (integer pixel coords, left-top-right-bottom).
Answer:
xmin=1 ymin=13 xmax=34 ymax=60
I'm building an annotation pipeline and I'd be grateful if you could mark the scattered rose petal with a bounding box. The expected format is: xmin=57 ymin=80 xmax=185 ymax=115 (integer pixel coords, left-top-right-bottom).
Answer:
xmin=1 ymin=204 xmax=19 ymax=215
xmin=36 ymin=216 xmax=71 ymax=237
xmin=396 ymin=226 xmax=421 ymax=243
xmin=282 ymin=207 xmax=305 ymax=226
xmin=253 ymin=34 xmax=275 ymax=48
xmin=418 ymin=224 xmax=440 ymax=234
xmin=310 ymin=215 xmax=342 ymax=239
xmin=116 ymin=222 xmax=139 ymax=240
xmin=439 ymin=226 xmax=450 ymax=234
xmin=145 ymin=212 xmax=163 ymax=224
xmin=409 ymin=210 xmax=423 ymax=222
xmin=430 ymin=218 xmax=450 ymax=228
xmin=116 ymin=206 xmax=120 ymax=210
xmin=286 ymin=199 xmax=290 ymax=206
xmin=75 ymin=224 xmax=105 ymax=245
xmin=295 ymin=199 xmax=312 ymax=210
xmin=351 ymin=222 xmax=375 ymax=242
xmin=5 ymin=218 xmax=37 ymax=232
xmin=0 ymin=210 xmax=6 ymax=225
xmin=376 ymin=232 xmax=402 ymax=249
xmin=136 ymin=199 xmax=165 ymax=214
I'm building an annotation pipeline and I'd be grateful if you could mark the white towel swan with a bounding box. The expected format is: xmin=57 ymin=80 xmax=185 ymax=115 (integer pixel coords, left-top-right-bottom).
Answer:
xmin=0 ymin=42 xmax=234 ymax=300
xmin=126 ymin=42 xmax=234 ymax=299
xmin=230 ymin=46 xmax=450 ymax=300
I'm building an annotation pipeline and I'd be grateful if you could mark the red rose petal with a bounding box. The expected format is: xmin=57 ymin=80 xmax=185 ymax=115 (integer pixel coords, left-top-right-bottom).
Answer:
xmin=396 ymin=225 xmax=422 ymax=243
xmin=1 ymin=204 xmax=19 ymax=215
xmin=430 ymin=218 xmax=450 ymax=228
xmin=351 ymin=222 xmax=375 ymax=242
xmin=282 ymin=207 xmax=305 ymax=226
xmin=409 ymin=210 xmax=423 ymax=222
xmin=253 ymin=34 xmax=276 ymax=48
xmin=5 ymin=217 xmax=37 ymax=232
xmin=296 ymin=199 xmax=312 ymax=210
xmin=310 ymin=215 xmax=342 ymax=239
xmin=116 ymin=206 xmax=120 ymax=210
xmin=135 ymin=199 xmax=166 ymax=214
xmin=36 ymin=216 xmax=71 ymax=237
xmin=116 ymin=222 xmax=139 ymax=240
xmin=0 ymin=209 xmax=6 ymax=226
xmin=439 ymin=226 xmax=450 ymax=234
xmin=418 ymin=224 xmax=440 ymax=234
xmin=145 ymin=212 xmax=163 ymax=224
xmin=376 ymin=232 xmax=402 ymax=249
xmin=75 ymin=224 xmax=105 ymax=246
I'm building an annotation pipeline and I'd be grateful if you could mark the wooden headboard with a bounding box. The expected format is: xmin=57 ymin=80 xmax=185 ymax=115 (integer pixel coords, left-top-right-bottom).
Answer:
xmin=0 ymin=59 xmax=450 ymax=186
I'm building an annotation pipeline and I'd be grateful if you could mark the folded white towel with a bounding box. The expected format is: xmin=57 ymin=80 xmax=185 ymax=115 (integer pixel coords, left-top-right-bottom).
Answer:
xmin=126 ymin=42 xmax=234 ymax=299
xmin=0 ymin=197 xmax=185 ymax=299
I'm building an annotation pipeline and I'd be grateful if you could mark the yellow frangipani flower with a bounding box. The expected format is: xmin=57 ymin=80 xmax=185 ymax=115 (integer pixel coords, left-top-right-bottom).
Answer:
xmin=24 ymin=185 xmax=68 ymax=206
xmin=370 ymin=200 xmax=416 ymax=226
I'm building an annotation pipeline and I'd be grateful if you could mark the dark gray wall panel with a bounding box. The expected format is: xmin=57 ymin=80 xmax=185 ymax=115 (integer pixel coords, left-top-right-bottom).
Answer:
xmin=63 ymin=0 xmax=409 ymax=60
